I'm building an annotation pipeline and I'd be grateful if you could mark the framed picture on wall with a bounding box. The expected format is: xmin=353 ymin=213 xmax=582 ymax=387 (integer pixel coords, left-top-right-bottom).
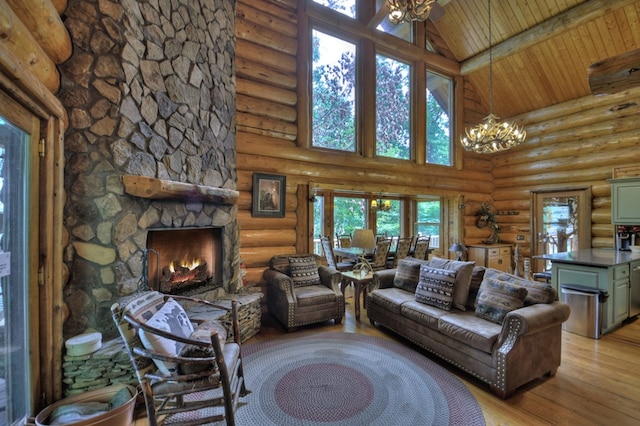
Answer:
xmin=252 ymin=173 xmax=286 ymax=218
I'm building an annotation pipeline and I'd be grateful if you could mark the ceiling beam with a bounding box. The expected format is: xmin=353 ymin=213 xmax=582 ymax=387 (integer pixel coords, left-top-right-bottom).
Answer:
xmin=459 ymin=0 xmax=638 ymax=76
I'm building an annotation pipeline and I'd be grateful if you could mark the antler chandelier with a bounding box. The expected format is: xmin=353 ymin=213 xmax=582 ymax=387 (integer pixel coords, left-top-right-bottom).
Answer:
xmin=388 ymin=0 xmax=436 ymax=24
xmin=460 ymin=0 xmax=526 ymax=154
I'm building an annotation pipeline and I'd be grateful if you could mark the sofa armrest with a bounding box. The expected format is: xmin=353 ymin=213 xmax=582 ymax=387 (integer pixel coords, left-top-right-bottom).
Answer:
xmin=318 ymin=265 xmax=343 ymax=293
xmin=372 ymin=268 xmax=397 ymax=290
xmin=495 ymin=301 xmax=570 ymax=349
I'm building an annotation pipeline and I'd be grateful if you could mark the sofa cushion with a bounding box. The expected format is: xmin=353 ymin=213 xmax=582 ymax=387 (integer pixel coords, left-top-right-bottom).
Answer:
xmin=289 ymin=256 xmax=321 ymax=287
xmin=393 ymin=258 xmax=430 ymax=293
xmin=428 ymin=257 xmax=475 ymax=311
xmin=475 ymin=277 xmax=528 ymax=324
xmin=401 ymin=300 xmax=450 ymax=330
xmin=295 ymin=284 xmax=337 ymax=307
xmin=139 ymin=298 xmax=194 ymax=375
xmin=415 ymin=266 xmax=458 ymax=311
xmin=438 ymin=311 xmax=501 ymax=353
xmin=369 ymin=288 xmax=416 ymax=315
xmin=467 ymin=266 xmax=486 ymax=309
xmin=483 ymin=268 xmax=557 ymax=305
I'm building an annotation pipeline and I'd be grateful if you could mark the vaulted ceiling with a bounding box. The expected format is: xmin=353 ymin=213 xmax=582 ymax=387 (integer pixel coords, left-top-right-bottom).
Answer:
xmin=424 ymin=0 xmax=640 ymax=118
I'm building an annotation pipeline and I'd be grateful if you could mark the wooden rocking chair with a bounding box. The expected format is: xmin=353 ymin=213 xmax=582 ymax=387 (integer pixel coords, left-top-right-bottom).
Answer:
xmin=111 ymin=291 xmax=250 ymax=425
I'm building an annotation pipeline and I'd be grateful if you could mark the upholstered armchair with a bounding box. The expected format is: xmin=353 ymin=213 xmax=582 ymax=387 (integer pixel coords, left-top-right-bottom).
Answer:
xmin=264 ymin=254 xmax=345 ymax=331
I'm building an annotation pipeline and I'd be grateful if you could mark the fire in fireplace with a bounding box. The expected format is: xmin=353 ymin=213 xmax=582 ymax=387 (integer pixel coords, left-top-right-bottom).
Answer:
xmin=146 ymin=227 xmax=223 ymax=295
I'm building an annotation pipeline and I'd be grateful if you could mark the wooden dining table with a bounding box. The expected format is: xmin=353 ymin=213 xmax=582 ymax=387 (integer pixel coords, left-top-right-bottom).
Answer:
xmin=333 ymin=247 xmax=372 ymax=260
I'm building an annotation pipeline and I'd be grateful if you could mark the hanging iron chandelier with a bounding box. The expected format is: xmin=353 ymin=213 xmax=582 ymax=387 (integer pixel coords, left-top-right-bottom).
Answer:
xmin=388 ymin=0 xmax=436 ymax=24
xmin=460 ymin=0 xmax=526 ymax=154
xmin=371 ymin=196 xmax=392 ymax=212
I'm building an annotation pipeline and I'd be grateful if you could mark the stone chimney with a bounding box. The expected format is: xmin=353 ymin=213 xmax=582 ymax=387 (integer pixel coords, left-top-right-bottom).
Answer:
xmin=59 ymin=0 xmax=239 ymax=340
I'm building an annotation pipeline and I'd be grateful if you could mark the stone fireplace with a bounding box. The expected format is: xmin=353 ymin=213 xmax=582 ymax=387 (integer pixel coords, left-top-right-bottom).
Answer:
xmin=146 ymin=226 xmax=224 ymax=295
xmin=60 ymin=0 xmax=242 ymax=342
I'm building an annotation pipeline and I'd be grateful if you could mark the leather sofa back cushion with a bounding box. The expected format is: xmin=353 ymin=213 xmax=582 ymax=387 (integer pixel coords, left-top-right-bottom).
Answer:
xmin=467 ymin=266 xmax=486 ymax=309
xmin=475 ymin=277 xmax=528 ymax=324
xmin=483 ymin=268 xmax=557 ymax=305
xmin=428 ymin=257 xmax=475 ymax=311
xmin=415 ymin=266 xmax=458 ymax=311
xmin=393 ymin=257 xmax=430 ymax=292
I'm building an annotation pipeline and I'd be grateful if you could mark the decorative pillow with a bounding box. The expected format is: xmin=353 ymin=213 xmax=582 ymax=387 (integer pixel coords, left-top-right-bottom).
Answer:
xmin=475 ymin=277 xmax=528 ymax=324
xmin=289 ymin=256 xmax=321 ymax=287
xmin=178 ymin=320 xmax=227 ymax=375
xmin=415 ymin=265 xmax=458 ymax=311
xmin=393 ymin=258 xmax=430 ymax=293
xmin=466 ymin=266 xmax=486 ymax=309
xmin=428 ymin=257 xmax=475 ymax=311
xmin=483 ymin=268 xmax=557 ymax=305
xmin=139 ymin=298 xmax=194 ymax=375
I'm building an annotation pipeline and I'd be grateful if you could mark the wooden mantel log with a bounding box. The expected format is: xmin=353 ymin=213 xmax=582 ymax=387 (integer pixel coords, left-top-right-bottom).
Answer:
xmin=122 ymin=175 xmax=239 ymax=204
xmin=589 ymin=48 xmax=640 ymax=95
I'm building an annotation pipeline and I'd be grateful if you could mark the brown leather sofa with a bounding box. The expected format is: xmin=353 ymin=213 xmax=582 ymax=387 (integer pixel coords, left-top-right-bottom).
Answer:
xmin=367 ymin=261 xmax=570 ymax=398
xmin=263 ymin=254 xmax=345 ymax=331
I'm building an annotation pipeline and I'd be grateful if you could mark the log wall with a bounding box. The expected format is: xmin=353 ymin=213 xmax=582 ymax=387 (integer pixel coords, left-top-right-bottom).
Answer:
xmin=235 ymin=0 xmax=495 ymax=285
xmin=489 ymin=86 xmax=640 ymax=259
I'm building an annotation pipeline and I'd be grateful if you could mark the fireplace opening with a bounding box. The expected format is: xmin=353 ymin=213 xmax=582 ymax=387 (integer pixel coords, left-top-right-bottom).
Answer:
xmin=146 ymin=227 xmax=224 ymax=295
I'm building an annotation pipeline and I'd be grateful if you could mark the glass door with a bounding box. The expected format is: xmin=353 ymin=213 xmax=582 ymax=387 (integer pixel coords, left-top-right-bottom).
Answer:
xmin=532 ymin=189 xmax=591 ymax=274
xmin=0 ymin=95 xmax=39 ymax=423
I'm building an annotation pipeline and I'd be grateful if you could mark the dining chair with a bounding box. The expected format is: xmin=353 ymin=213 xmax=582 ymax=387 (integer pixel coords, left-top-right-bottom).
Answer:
xmin=412 ymin=236 xmax=431 ymax=260
xmin=370 ymin=238 xmax=392 ymax=270
xmin=321 ymin=236 xmax=354 ymax=272
xmin=336 ymin=233 xmax=352 ymax=248
xmin=392 ymin=236 xmax=414 ymax=267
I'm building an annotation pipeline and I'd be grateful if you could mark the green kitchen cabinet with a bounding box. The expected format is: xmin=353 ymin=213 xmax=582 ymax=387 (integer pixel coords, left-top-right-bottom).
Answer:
xmin=610 ymin=178 xmax=640 ymax=224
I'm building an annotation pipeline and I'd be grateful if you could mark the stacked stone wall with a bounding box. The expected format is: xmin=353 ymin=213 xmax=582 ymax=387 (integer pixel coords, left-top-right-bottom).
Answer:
xmin=60 ymin=0 xmax=239 ymax=342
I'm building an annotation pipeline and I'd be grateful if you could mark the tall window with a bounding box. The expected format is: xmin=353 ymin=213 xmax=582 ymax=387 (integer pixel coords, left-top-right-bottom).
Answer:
xmin=375 ymin=199 xmax=401 ymax=238
xmin=312 ymin=195 xmax=325 ymax=255
xmin=312 ymin=30 xmax=357 ymax=151
xmin=334 ymin=196 xmax=367 ymax=236
xmin=313 ymin=0 xmax=356 ymax=18
xmin=376 ymin=54 xmax=411 ymax=159
xmin=415 ymin=199 xmax=441 ymax=248
xmin=426 ymin=71 xmax=452 ymax=165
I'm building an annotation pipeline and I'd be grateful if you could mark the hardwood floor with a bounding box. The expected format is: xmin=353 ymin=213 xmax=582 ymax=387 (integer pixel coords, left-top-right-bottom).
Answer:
xmin=250 ymin=287 xmax=640 ymax=426
xmin=133 ymin=287 xmax=640 ymax=425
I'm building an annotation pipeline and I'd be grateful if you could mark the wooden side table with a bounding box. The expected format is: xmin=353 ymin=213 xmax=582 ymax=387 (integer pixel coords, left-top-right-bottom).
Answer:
xmin=341 ymin=270 xmax=374 ymax=321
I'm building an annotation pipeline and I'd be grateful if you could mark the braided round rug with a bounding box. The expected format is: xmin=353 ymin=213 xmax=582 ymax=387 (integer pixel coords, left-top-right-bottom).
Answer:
xmin=232 ymin=332 xmax=485 ymax=426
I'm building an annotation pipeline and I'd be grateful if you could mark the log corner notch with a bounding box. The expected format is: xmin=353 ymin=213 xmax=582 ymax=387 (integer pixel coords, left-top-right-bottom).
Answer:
xmin=589 ymin=48 xmax=640 ymax=96
xmin=122 ymin=175 xmax=239 ymax=205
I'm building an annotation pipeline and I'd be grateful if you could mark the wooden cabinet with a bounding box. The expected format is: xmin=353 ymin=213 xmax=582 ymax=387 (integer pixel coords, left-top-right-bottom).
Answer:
xmin=610 ymin=178 xmax=640 ymax=224
xmin=467 ymin=244 xmax=512 ymax=272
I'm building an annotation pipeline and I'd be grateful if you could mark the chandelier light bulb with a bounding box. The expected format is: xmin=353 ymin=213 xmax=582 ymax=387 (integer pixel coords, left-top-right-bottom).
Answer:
xmin=388 ymin=0 xmax=436 ymax=24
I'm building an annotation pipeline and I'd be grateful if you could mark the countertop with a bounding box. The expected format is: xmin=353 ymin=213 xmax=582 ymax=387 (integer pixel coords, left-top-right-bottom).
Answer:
xmin=535 ymin=248 xmax=640 ymax=267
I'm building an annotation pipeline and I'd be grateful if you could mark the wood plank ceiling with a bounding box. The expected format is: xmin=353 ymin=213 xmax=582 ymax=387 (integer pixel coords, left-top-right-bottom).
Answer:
xmin=423 ymin=0 xmax=640 ymax=117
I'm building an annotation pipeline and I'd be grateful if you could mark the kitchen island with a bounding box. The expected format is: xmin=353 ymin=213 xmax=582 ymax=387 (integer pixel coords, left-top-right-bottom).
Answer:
xmin=536 ymin=249 xmax=640 ymax=334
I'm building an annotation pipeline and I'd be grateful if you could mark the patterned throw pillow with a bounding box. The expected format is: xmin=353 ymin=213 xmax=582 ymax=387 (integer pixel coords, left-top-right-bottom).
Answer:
xmin=178 ymin=320 xmax=227 ymax=374
xmin=428 ymin=257 xmax=475 ymax=311
xmin=483 ymin=268 xmax=557 ymax=305
xmin=475 ymin=277 xmax=528 ymax=324
xmin=289 ymin=256 xmax=321 ymax=287
xmin=393 ymin=258 xmax=430 ymax=293
xmin=139 ymin=298 xmax=194 ymax=375
xmin=415 ymin=265 xmax=458 ymax=311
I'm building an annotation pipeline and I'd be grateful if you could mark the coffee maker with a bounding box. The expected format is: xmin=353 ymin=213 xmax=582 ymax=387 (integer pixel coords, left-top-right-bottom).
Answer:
xmin=616 ymin=226 xmax=637 ymax=251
